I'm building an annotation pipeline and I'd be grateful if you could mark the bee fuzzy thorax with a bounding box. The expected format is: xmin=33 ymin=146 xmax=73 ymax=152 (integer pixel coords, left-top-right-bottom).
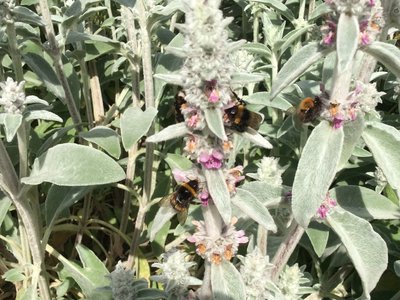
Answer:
xmin=224 ymin=102 xmax=262 ymax=132
xmin=296 ymin=96 xmax=323 ymax=123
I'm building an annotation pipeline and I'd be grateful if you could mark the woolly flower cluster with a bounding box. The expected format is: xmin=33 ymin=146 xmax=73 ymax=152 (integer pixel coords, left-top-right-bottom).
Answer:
xmin=179 ymin=0 xmax=235 ymax=109
xmin=151 ymin=249 xmax=201 ymax=295
xmin=239 ymin=248 xmax=275 ymax=299
xmin=319 ymin=81 xmax=383 ymax=128
xmin=278 ymin=264 xmax=310 ymax=300
xmin=248 ymin=156 xmax=285 ymax=187
xmin=321 ymin=0 xmax=384 ymax=46
xmin=187 ymin=218 xmax=248 ymax=264
xmin=229 ymin=49 xmax=257 ymax=73
xmin=367 ymin=166 xmax=387 ymax=193
xmin=0 ymin=77 xmax=26 ymax=114
xmin=109 ymin=261 xmax=136 ymax=299
xmin=173 ymin=0 xmax=244 ymax=168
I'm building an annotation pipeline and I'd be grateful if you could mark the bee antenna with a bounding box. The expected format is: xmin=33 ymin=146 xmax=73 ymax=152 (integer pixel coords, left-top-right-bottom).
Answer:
xmin=230 ymin=89 xmax=246 ymax=105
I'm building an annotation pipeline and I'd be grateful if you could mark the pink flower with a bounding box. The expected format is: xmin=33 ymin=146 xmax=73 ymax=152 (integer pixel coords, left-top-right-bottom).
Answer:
xmin=359 ymin=19 xmax=369 ymax=32
xmin=187 ymin=113 xmax=199 ymax=128
xmin=367 ymin=0 xmax=376 ymax=7
xmin=208 ymin=89 xmax=220 ymax=103
xmin=316 ymin=193 xmax=337 ymax=219
xmin=360 ymin=31 xmax=371 ymax=46
xmin=348 ymin=102 xmax=359 ymax=121
xmin=199 ymin=189 xmax=210 ymax=206
xmin=317 ymin=205 xmax=329 ymax=219
xmin=332 ymin=114 xmax=344 ymax=129
xmin=321 ymin=20 xmax=336 ymax=46
xmin=199 ymin=149 xmax=224 ymax=169
xmin=323 ymin=31 xmax=335 ymax=46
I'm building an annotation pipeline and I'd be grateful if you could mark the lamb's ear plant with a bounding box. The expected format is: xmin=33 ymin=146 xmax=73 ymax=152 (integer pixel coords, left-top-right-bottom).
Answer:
xmin=1 ymin=0 xmax=400 ymax=299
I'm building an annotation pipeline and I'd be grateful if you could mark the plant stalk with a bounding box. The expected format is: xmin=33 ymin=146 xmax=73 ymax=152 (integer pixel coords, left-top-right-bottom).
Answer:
xmin=0 ymin=141 xmax=51 ymax=300
xmin=271 ymin=221 xmax=305 ymax=281
xmin=120 ymin=6 xmax=141 ymax=235
xmin=127 ymin=0 xmax=156 ymax=266
xmin=38 ymin=0 xmax=83 ymax=133
xmin=5 ymin=18 xmax=24 ymax=82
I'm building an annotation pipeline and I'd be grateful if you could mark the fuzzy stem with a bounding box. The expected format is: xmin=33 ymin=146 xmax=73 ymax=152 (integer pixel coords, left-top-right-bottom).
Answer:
xmin=126 ymin=0 xmax=156 ymax=264
xmin=0 ymin=141 xmax=51 ymax=300
xmin=5 ymin=18 xmax=24 ymax=82
xmin=88 ymin=61 xmax=105 ymax=125
xmin=298 ymin=0 xmax=306 ymax=21
xmin=271 ymin=222 xmax=305 ymax=281
xmin=72 ymin=23 xmax=94 ymax=128
xmin=72 ymin=193 xmax=92 ymax=257
xmin=202 ymin=205 xmax=223 ymax=239
xmin=257 ymin=226 xmax=268 ymax=256
xmin=126 ymin=203 xmax=147 ymax=268
xmin=329 ymin=66 xmax=353 ymax=106
xmin=253 ymin=12 xmax=259 ymax=43
xmin=16 ymin=122 xmax=32 ymax=288
xmin=120 ymin=6 xmax=141 ymax=235
xmin=139 ymin=0 xmax=155 ymax=202
xmin=38 ymin=0 xmax=83 ymax=132
xmin=16 ymin=122 xmax=29 ymax=179
xmin=196 ymin=260 xmax=212 ymax=299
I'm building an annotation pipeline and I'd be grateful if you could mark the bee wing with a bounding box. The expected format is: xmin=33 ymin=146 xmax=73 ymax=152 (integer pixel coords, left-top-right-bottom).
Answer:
xmin=177 ymin=209 xmax=188 ymax=225
xmin=285 ymin=106 xmax=296 ymax=116
xmin=159 ymin=194 xmax=174 ymax=207
xmin=248 ymin=111 xmax=264 ymax=131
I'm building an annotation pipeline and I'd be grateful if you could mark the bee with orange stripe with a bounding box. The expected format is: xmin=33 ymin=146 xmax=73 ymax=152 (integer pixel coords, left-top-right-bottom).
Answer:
xmin=224 ymin=92 xmax=263 ymax=132
xmin=296 ymin=96 xmax=322 ymax=123
xmin=160 ymin=179 xmax=199 ymax=225
xmin=174 ymin=90 xmax=187 ymax=122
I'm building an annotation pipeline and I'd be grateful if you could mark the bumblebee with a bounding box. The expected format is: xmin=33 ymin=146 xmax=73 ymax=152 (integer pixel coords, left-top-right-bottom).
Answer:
xmin=224 ymin=92 xmax=263 ymax=132
xmin=174 ymin=90 xmax=187 ymax=122
xmin=160 ymin=179 xmax=199 ymax=225
xmin=174 ymin=90 xmax=263 ymax=132
xmin=296 ymin=96 xmax=322 ymax=123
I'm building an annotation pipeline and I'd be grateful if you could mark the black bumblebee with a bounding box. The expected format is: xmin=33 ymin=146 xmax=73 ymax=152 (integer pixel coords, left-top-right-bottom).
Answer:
xmin=174 ymin=90 xmax=263 ymax=132
xmin=160 ymin=179 xmax=199 ymax=225
xmin=174 ymin=90 xmax=187 ymax=122
xmin=224 ymin=92 xmax=263 ymax=132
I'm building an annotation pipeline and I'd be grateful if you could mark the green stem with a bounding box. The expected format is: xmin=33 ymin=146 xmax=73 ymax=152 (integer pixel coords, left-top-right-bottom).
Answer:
xmin=298 ymin=0 xmax=306 ymax=21
xmin=38 ymin=0 xmax=83 ymax=133
xmin=271 ymin=51 xmax=279 ymax=85
xmin=0 ymin=141 xmax=51 ymax=300
xmin=71 ymin=21 xmax=94 ymax=128
xmin=126 ymin=204 xmax=147 ymax=268
xmin=253 ymin=12 xmax=259 ymax=43
xmin=72 ymin=193 xmax=92 ymax=257
xmin=5 ymin=18 xmax=24 ymax=82
xmin=126 ymin=0 xmax=156 ymax=266
xmin=16 ymin=122 xmax=28 ymax=179
xmin=271 ymin=222 xmax=304 ymax=281
xmin=120 ymin=146 xmax=138 ymax=234
xmin=120 ymin=6 xmax=141 ymax=235
xmin=257 ymin=226 xmax=268 ymax=255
